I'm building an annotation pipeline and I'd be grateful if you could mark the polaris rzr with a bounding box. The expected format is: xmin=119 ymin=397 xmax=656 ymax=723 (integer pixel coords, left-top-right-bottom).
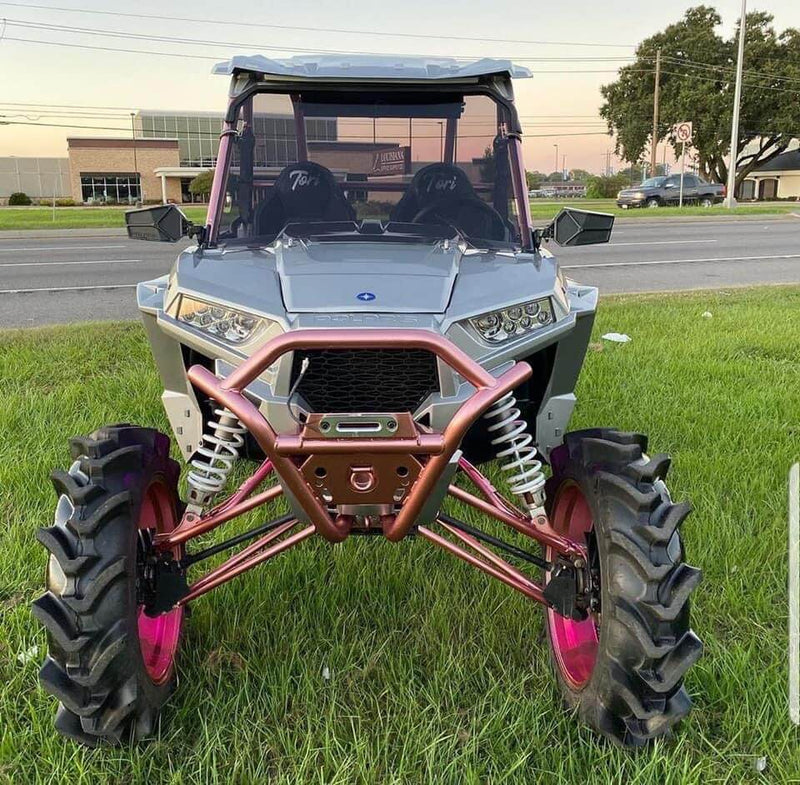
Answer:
xmin=34 ymin=54 xmax=702 ymax=747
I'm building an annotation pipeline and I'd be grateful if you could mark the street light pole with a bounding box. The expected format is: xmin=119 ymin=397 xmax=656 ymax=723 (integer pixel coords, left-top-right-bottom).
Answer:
xmin=650 ymin=48 xmax=662 ymax=176
xmin=130 ymin=112 xmax=139 ymax=203
xmin=562 ymin=154 xmax=566 ymax=180
xmin=553 ymin=143 xmax=558 ymax=175
xmin=724 ymin=0 xmax=747 ymax=208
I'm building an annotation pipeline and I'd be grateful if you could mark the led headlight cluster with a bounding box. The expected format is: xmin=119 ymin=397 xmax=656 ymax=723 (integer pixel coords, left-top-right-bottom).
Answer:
xmin=176 ymin=295 xmax=267 ymax=345
xmin=469 ymin=298 xmax=554 ymax=343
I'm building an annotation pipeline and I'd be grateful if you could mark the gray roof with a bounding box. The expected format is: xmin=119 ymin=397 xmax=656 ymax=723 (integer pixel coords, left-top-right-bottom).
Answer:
xmin=752 ymin=149 xmax=800 ymax=173
xmin=212 ymin=54 xmax=532 ymax=81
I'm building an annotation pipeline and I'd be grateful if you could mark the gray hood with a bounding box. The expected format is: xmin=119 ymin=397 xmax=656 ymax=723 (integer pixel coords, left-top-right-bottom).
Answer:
xmin=275 ymin=239 xmax=460 ymax=313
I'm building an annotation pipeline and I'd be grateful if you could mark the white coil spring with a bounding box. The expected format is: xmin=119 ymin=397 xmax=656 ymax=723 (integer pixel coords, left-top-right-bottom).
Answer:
xmin=187 ymin=408 xmax=246 ymax=495
xmin=484 ymin=392 xmax=546 ymax=501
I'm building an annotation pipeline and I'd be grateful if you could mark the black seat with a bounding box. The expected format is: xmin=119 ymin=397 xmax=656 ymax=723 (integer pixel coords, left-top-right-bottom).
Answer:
xmin=254 ymin=161 xmax=356 ymax=236
xmin=390 ymin=163 xmax=478 ymax=223
xmin=389 ymin=163 xmax=507 ymax=241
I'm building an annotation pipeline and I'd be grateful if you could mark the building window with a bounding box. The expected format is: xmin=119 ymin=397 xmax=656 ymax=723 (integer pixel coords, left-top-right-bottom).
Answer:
xmin=80 ymin=173 xmax=141 ymax=204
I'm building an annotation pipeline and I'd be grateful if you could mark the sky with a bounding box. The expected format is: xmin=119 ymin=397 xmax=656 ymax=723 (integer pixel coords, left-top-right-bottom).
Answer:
xmin=0 ymin=0 xmax=798 ymax=175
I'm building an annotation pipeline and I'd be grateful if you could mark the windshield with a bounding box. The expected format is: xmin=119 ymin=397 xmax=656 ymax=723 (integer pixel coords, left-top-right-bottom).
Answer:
xmin=641 ymin=177 xmax=667 ymax=188
xmin=212 ymin=91 xmax=524 ymax=248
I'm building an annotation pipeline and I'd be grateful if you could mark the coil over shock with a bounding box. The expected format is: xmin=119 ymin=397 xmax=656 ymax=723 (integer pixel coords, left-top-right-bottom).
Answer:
xmin=186 ymin=407 xmax=246 ymax=508
xmin=484 ymin=392 xmax=547 ymax=513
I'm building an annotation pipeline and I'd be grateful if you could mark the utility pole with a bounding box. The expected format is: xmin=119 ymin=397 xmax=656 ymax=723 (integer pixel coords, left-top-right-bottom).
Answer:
xmin=724 ymin=0 xmax=747 ymax=208
xmin=650 ymin=48 xmax=661 ymax=176
xmin=553 ymin=143 xmax=559 ymax=175
xmin=562 ymin=154 xmax=566 ymax=180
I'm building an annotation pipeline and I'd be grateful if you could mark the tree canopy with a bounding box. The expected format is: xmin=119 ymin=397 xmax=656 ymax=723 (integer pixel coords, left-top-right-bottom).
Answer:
xmin=189 ymin=170 xmax=214 ymax=197
xmin=600 ymin=6 xmax=800 ymax=189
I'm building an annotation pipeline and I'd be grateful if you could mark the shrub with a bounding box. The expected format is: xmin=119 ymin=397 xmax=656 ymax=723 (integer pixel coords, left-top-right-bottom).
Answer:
xmin=355 ymin=200 xmax=394 ymax=219
xmin=8 ymin=192 xmax=32 ymax=206
xmin=586 ymin=174 xmax=629 ymax=199
xmin=189 ymin=170 xmax=214 ymax=198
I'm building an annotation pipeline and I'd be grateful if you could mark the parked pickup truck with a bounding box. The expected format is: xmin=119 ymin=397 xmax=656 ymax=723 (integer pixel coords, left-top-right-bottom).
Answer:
xmin=617 ymin=175 xmax=726 ymax=208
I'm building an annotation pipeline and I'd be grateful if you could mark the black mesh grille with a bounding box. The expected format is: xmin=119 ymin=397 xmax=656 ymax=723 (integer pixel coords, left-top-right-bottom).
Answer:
xmin=291 ymin=348 xmax=439 ymax=413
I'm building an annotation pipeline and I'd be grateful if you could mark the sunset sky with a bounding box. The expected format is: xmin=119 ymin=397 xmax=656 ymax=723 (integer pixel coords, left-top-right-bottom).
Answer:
xmin=0 ymin=0 xmax=798 ymax=175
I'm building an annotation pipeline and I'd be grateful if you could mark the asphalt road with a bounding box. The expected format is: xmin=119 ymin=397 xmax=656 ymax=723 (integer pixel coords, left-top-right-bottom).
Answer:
xmin=0 ymin=216 xmax=798 ymax=328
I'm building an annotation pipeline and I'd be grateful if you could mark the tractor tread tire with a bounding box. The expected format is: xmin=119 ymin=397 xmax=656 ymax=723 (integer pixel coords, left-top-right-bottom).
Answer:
xmin=34 ymin=425 xmax=182 ymax=747
xmin=545 ymin=428 xmax=702 ymax=747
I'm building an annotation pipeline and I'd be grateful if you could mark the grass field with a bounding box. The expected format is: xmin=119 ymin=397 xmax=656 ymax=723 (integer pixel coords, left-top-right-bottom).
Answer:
xmin=0 ymin=200 xmax=797 ymax=231
xmin=1 ymin=287 xmax=799 ymax=783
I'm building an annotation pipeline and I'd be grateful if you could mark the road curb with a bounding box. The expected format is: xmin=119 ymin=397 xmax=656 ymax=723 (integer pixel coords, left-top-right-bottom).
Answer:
xmin=0 ymin=228 xmax=128 ymax=239
xmin=612 ymin=213 xmax=797 ymax=225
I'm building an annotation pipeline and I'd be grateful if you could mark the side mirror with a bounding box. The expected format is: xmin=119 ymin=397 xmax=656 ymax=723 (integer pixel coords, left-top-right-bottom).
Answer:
xmin=542 ymin=208 xmax=614 ymax=247
xmin=125 ymin=204 xmax=205 ymax=244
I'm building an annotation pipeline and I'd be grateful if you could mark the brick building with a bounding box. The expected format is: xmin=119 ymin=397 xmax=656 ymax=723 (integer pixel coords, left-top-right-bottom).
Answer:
xmin=67 ymin=137 xmax=182 ymax=204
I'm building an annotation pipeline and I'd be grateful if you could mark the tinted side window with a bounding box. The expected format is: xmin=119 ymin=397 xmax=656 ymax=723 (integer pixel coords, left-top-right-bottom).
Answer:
xmin=664 ymin=176 xmax=680 ymax=188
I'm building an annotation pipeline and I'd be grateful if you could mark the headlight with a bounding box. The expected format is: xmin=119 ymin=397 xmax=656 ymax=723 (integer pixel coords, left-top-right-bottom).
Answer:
xmin=632 ymin=191 xmax=646 ymax=198
xmin=176 ymin=295 xmax=268 ymax=345
xmin=468 ymin=297 xmax=554 ymax=343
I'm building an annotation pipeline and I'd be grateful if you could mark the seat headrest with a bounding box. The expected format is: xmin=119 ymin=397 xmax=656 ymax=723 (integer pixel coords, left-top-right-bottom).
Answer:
xmin=408 ymin=164 xmax=477 ymax=206
xmin=272 ymin=161 xmax=343 ymax=216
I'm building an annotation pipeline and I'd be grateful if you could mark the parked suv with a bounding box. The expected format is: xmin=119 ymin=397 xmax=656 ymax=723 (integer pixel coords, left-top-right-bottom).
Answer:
xmin=617 ymin=175 xmax=725 ymax=208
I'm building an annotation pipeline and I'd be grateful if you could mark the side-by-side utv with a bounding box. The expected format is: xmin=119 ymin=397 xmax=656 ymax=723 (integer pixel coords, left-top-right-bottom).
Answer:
xmin=34 ymin=55 xmax=702 ymax=748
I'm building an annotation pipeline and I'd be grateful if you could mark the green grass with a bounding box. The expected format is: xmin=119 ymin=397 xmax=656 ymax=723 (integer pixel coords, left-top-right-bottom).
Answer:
xmin=1 ymin=287 xmax=799 ymax=782
xmin=0 ymin=200 xmax=797 ymax=231
xmin=527 ymin=198 xmax=800 ymax=220
xmin=0 ymin=206 xmax=209 ymax=231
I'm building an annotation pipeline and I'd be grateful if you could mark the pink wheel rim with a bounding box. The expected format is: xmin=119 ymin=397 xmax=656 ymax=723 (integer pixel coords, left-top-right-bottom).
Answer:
xmin=545 ymin=482 xmax=599 ymax=689
xmin=137 ymin=481 xmax=183 ymax=685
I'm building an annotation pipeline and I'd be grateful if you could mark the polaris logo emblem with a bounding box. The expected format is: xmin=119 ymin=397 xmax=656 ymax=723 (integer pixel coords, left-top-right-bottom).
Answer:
xmin=356 ymin=291 xmax=376 ymax=302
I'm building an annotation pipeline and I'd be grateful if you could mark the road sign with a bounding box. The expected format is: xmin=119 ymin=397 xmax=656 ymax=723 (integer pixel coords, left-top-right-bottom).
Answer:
xmin=674 ymin=121 xmax=693 ymax=144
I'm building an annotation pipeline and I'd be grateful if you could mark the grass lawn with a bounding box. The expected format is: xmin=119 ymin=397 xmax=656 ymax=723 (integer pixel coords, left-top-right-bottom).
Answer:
xmin=1 ymin=287 xmax=799 ymax=783
xmin=527 ymin=198 xmax=800 ymax=220
xmin=0 ymin=206 xmax=209 ymax=231
xmin=0 ymin=201 xmax=797 ymax=231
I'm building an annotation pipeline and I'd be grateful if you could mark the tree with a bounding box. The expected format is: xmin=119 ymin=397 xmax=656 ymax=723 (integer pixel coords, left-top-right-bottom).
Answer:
xmin=600 ymin=6 xmax=800 ymax=192
xmin=568 ymin=168 xmax=592 ymax=182
xmin=526 ymin=170 xmax=546 ymax=189
xmin=189 ymin=170 xmax=215 ymax=199
xmin=477 ymin=147 xmax=496 ymax=183
xmin=586 ymin=174 xmax=629 ymax=199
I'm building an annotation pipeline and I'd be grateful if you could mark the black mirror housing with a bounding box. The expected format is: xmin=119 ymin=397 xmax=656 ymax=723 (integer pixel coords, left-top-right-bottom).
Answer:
xmin=125 ymin=204 xmax=204 ymax=243
xmin=544 ymin=208 xmax=614 ymax=247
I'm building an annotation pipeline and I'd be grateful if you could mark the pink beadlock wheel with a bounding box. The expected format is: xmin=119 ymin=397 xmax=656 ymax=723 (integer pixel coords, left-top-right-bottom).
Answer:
xmin=137 ymin=480 xmax=184 ymax=685
xmin=545 ymin=481 xmax=599 ymax=690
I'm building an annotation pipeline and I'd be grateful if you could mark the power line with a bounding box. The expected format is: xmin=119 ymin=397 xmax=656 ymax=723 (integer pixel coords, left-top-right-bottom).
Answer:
xmin=0 ymin=118 xmax=614 ymax=139
xmin=0 ymin=103 xmax=606 ymax=119
xmin=8 ymin=16 xmax=798 ymax=93
xmin=0 ymin=1 xmax=637 ymax=49
xmin=660 ymin=55 xmax=800 ymax=87
xmin=0 ymin=18 xmax=638 ymax=63
xmin=657 ymin=68 xmax=800 ymax=96
xmin=0 ymin=34 xmax=643 ymax=74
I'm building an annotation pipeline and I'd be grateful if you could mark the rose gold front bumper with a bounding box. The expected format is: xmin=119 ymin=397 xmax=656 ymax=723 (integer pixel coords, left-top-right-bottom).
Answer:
xmin=186 ymin=328 xmax=532 ymax=543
